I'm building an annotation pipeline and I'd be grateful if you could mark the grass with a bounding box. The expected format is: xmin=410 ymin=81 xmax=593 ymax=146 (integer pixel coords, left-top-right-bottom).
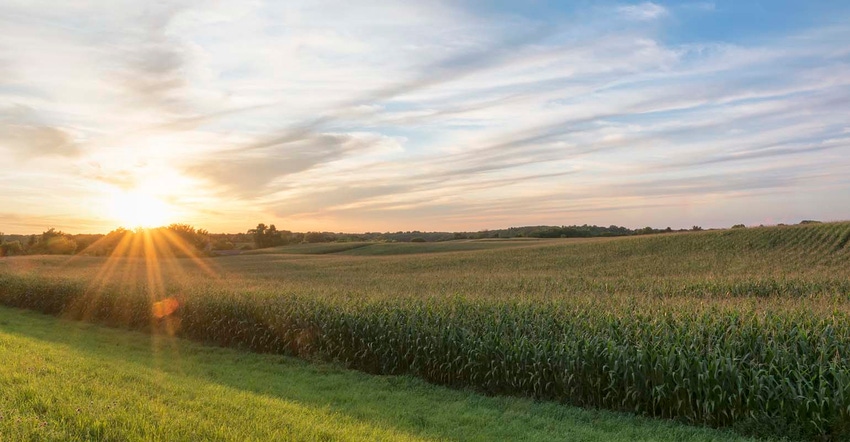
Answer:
xmin=241 ymin=242 xmax=374 ymax=255
xmin=0 ymin=306 xmax=753 ymax=441
xmin=238 ymin=238 xmax=545 ymax=256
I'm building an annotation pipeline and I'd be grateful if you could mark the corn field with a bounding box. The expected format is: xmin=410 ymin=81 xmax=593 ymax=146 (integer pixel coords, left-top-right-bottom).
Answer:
xmin=2 ymin=222 xmax=850 ymax=439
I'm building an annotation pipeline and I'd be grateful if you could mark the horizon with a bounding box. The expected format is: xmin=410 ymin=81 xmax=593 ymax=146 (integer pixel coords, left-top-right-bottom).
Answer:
xmin=1 ymin=217 xmax=841 ymax=237
xmin=2 ymin=1 xmax=850 ymax=234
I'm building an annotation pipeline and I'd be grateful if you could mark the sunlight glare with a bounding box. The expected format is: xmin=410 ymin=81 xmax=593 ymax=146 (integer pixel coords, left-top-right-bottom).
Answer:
xmin=109 ymin=190 xmax=172 ymax=228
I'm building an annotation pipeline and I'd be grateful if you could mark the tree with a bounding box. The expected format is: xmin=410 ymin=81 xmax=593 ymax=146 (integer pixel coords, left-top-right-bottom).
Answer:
xmin=249 ymin=223 xmax=267 ymax=248
xmin=248 ymin=223 xmax=284 ymax=249
xmin=0 ymin=240 xmax=23 ymax=256
xmin=213 ymin=239 xmax=234 ymax=250
xmin=30 ymin=228 xmax=78 ymax=255
xmin=304 ymin=232 xmax=327 ymax=243
xmin=46 ymin=236 xmax=77 ymax=254
xmin=167 ymin=224 xmax=208 ymax=250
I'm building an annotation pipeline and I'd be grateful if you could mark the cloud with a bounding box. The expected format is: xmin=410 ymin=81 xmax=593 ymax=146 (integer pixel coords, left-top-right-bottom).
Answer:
xmin=686 ymin=2 xmax=716 ymax=12
xmin=617 ymin=2 xmax=668 ymax=21
xmin=0 ymin=123 xmax=80 ymax=159
xmin=87 ymin=169 xmax=139 ymax=191
xmin=186 ymin=131 xmax=403 ymax=197
xmin=1 ymin=1 xmax=850 ymax=232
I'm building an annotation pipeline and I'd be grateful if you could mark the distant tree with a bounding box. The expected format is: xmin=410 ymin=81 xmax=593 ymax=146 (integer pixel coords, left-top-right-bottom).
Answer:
xmin=97 ymin=228 xmax=130 ymax=256
xmin=213 ymin=239 xmax=234 ymax=250
xmin=278 ymin=229 xmax=294 ymax=245
xmin=799 ymin=220 xmax=822 ymax=224
xmin=167 ymin=224 xmax=209 ymax=250
xmin=266 ymin=224 xmax=282 ymax=247
xmin=691 ymin=226 xmax=703 ymax=231
xmin=31 ymin=228 xmax=78 ymax=255
xmin=304 ymin=232 xmax=327 ymax=243
xmin=731 ymin=224 xmax=746 ymax=229
xmin=248 ymin=223 xmax=268 ymax=248
xmin=41 ymin=228 xmax=60 ymax=243
xmin=46 ymin=236 xmax=77 ymax=254
xmin=248 ymin=223 xmax=286 ymax=248
xmin=72 ymin=234 xmax=103 ymax=253
xmin=410 ymin=237 xmax=426 ymax=243
xmin=0 ymin=240 xmax=23 ymax=256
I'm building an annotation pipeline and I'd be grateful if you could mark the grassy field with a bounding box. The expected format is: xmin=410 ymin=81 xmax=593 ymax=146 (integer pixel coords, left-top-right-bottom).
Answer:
xmin=0 ymin=306 xmax=752 ymax=441
xmin=239 ymin=238 xmax=546 ymax=256
xmin=2 ymin=222 xmax=850 ymax=439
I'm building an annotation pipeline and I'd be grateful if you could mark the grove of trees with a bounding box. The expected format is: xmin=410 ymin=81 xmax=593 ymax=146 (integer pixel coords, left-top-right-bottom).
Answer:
xmin=248 ymin=223 xmax=293 ymax=249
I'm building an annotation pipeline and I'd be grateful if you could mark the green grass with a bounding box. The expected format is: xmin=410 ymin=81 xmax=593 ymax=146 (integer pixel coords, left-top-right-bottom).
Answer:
xmin=241 ymin=241 xmax=374 ymax=255
xmin=240 ymin=239 xmax=546 ymax=256
xmin=0 ymin=306 xmax=753 ymax=442
xmin=337 ymin=239 xmax=548 ymax=256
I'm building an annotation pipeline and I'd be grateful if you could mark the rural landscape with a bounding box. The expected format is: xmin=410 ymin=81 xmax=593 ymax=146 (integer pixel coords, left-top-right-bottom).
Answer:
xmin=2 ymin=220 xmax=850 ymax=440
xmin=2 ymin=0 xmax=850 ymax=441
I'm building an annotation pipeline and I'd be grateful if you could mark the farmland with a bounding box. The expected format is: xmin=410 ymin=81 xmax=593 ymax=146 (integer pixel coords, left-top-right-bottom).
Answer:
xmin=0 ymin=306 xmax=751 ymax=441
xmin=2 ymin=221 xmax=850 ymax=439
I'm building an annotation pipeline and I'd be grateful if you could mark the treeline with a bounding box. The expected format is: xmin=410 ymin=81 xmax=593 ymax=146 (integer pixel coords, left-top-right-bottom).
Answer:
xmin=0 ymin=225 xmax=210 ymax=257
xmin=80 ymin=224 xmax=210 ymax=257
xmin=0 ymin=229 xmax=96 ymax=257
xmin=235 ymin=223 xmax=682 ymax=250
xmin=482 ymin=224 xmax=675 ymax=238
xmin=3 ymin=221 xmax=813 ymax=254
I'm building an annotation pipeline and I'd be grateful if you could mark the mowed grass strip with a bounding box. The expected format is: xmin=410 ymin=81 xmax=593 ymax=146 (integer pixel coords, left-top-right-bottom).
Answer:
xmin=0 ymin=307 xmax=755 ymax=442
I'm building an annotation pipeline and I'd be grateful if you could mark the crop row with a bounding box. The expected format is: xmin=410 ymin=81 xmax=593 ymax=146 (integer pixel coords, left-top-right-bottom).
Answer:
xmin=2 ymin=272 xmax=850 ymax=439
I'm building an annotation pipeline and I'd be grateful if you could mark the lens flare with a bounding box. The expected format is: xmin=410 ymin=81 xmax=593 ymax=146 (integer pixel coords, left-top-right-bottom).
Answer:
xmin=152 ymin=297 xmax=179 ymax=318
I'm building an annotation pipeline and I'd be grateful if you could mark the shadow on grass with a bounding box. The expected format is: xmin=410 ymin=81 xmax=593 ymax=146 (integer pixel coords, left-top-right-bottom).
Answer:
xmin=0 ymin=307 xmax=756 ymax=442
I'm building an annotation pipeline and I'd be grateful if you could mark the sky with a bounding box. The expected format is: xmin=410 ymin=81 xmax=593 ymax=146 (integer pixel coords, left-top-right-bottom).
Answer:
xmin=1 ymin=0 xmax=850 ymax=234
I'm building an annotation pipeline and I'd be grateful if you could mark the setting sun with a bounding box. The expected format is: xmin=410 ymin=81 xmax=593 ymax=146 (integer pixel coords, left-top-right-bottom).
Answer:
xmin=108 ymin=190 xmax=172 ymax=228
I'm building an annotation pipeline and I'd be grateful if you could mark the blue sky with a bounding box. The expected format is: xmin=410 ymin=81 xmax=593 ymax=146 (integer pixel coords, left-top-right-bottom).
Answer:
xmin=0 ymin=1 xmax=849 ymax=233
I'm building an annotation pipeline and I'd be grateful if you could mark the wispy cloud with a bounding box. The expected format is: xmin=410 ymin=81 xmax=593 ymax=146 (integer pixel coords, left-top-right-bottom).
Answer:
xmin=617 ymin=2 xmax=668 ymax=21
xmin=0 ymin=0 xmax=849 ymax=232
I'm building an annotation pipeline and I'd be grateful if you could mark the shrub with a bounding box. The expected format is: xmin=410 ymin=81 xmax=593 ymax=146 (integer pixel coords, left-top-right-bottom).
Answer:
xmin=0 ymin=241 xmax=23 ymax=256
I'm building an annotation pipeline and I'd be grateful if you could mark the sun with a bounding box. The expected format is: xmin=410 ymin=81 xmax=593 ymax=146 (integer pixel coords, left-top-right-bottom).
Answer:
xmin=109 ymin=190 xmax=173 ymax=228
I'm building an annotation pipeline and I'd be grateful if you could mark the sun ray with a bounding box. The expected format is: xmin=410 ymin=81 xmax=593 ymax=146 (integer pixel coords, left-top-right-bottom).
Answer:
xmin=59 ymin=226 xmax=220 ymax=369
xmin=159 ymin=229 xmax=221 ymax=278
